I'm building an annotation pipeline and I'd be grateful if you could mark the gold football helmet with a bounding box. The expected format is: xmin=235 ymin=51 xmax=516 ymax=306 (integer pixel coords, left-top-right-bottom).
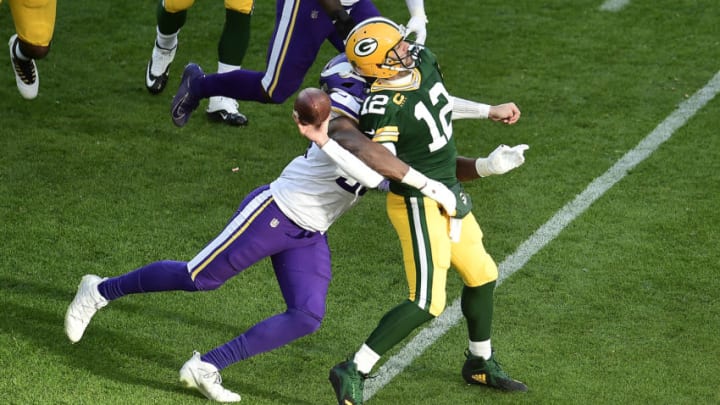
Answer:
xmin=345 ymin=17 xmax=415 ymax=79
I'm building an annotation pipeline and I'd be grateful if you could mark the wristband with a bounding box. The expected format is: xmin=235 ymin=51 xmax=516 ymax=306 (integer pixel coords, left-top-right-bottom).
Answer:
xmin=475 ymin=157 xmax=494 ymax=177
xmin=401 ymin=167 xmax=428 ymax=189
xmin=406 ymin=0 xmax=426 ymax=17
xmin=451 ymin=97 xmax=491 ymax=120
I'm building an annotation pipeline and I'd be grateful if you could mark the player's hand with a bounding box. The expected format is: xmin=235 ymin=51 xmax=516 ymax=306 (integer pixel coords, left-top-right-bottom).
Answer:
xmin=332 ymin=10 xmax=355 ymax=42
xmin=420 ymin=179 xmax=456 ymax=216
xmin=294 ymin=115 xmax=330 ymax=146
xmin=405 ymin=15 xmax=427 ymax=44
xmin=485 ymin=144 xmax=529 ymax=175
xmin=488 ymin=103 xmax=521 ymax=124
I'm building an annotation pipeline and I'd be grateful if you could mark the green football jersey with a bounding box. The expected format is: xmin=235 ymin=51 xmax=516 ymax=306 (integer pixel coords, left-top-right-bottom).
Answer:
xmin=358 ymin=47 xmax=458 ymax=197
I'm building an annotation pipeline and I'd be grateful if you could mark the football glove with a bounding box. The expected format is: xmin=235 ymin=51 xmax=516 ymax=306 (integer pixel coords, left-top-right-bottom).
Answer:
xmin=420 ymin=178 xmax=456 ymax=217
xmin=332 ymin=9 xmax=355 ymax=42
xmin=475 ymin=144 xmax=529 ymax=177
xmin=405 ymin=15 xmax=427 ymax=44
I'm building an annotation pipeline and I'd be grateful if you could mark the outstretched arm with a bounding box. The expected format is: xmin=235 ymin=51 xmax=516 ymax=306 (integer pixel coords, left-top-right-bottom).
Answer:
xmin=451 ymin=97 xmax=521 ymax=125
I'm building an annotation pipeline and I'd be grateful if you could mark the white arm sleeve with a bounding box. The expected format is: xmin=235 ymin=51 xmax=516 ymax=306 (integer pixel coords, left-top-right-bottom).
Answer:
xmin=450 ymin=96 xmax=491 ymax=120
xmin=405 ymin=0 xmax=426 ymax=17
xmin=320 ymin=139 xmax=384 ymax=188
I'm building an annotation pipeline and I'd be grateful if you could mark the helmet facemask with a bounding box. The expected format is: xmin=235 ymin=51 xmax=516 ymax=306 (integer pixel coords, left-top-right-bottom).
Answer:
xmin=383 ymin=39 xmax=419 ymax=73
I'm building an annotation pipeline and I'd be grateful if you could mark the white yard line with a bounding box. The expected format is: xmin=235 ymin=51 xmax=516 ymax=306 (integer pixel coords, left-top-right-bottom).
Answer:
xmin=364 ymin=70 xmax=720 ymax=400
xmin=600 ymin=0 xmax=631 ymax=12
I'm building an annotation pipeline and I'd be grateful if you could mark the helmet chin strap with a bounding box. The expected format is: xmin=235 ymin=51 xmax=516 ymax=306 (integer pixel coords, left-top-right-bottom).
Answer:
xmin=381 ymin=69 xmax=414 ymax=84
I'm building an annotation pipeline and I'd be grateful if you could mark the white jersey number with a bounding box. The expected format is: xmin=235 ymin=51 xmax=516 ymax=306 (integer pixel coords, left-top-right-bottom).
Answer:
xmin=361 ymin=83 xmax=453 ymax=153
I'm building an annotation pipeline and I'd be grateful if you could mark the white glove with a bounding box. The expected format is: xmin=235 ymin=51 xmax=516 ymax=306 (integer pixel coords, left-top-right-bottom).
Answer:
xmin=405 ymin=15 xmax=427 ymax=44
xmin=419 ymin=178 xmax=456 ymax=216
xmin=475 ymin=144 xmax=529 ymax=177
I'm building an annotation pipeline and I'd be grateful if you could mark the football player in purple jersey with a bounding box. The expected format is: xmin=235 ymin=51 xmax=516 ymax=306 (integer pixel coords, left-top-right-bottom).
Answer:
xmin=65 ymin=54 xmax=454 ymax=403
xmin=169 ymin=0 xmax=428 ymax=127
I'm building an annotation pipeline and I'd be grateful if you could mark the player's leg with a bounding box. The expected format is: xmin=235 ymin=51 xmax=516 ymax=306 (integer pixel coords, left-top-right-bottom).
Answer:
xmin=257 ymin=0 xmax=337 ymax=104
xmin=171 ymin=0 xmax=335 ymax=126
xmin=64 ymin=260 xmax=198 ymax=344
xmin=7 ymin=0 xmax=56 ymax=99
xmin=181 ymin=195 xmax=329 ymax=401
xmin=173 ymin=0 xmax=335 ymax=111
xmin=201 ymin=237 xmax=330 ymax=369
xmin=179 ymin=184 xmax=309 ymax=402
xmin=145 ymin=0 xmax=192 ymax=94
xmin=206 ymin=0 xmax=253 ymax=126
xmin=451 ymin=214 xmax=527 ymax=391
xmin=330 ymin=193 xmax=448 ymax=405
xmin=362 ymin=193 xmax=449 ymax=354
xmin=64 ymin=184 xmax=277 ymax=343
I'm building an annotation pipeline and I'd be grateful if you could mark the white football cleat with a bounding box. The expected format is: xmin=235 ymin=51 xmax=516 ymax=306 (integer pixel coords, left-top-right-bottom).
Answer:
xmin=8 ymin=34 xmax=39 ymax=100
xmin=145 ymin=41 xmax=177 ymax=94
xmin=179 ymin=351 xmax=241 ymax=402
xmin=64 ymin=274 xmax=108 ymax=343
xmin=206 ymin=96 xmax=248 ymax=126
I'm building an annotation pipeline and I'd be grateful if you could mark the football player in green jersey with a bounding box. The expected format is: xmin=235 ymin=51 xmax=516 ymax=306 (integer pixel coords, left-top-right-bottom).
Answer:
xmin=326 ymin=17 xmax=529 ymax=404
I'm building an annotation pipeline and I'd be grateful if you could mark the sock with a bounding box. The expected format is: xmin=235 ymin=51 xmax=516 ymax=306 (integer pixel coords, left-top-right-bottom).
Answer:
xmin=364 ymin=300 xmax=433 ymax=356
xmin=218 ymin=10 xmax=251 ymax=66
xmin=155 ymin=27 xmax=178 ymax=50
xmin=217 ymin=61 xmax=241 ymax=74
xmin=469 ymin=339 xmax=492 ymax=360
xmin=156 ymin=0 xmax=187 ymax=35
xmin=98 ymin=260 xmax=198 ymax=300
xmin=461 ymin=282 xmax=495 ymax=342
xmin=353 ymin=344 xmax=380 ymax=375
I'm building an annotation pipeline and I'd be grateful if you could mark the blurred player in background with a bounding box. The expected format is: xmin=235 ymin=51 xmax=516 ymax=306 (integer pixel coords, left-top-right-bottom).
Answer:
xmin=145 ymin=0 xmax=254 ymax=126
xmin=64 ymin=54 xmax=455 ymax=403
xmin=327 ymin=17 xmax=529 ymax=405
xmin=5 ymin=0 xmax=56 ymax=99
xmin=169 ymin=0 xmax=428 ymax=127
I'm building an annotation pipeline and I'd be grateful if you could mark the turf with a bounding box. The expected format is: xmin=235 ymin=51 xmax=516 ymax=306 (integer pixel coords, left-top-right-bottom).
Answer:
xmin=1 ymin=0 xmax=718 ymax=404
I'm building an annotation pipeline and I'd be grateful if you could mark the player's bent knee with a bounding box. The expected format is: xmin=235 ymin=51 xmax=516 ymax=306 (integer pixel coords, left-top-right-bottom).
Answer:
xmin=286 ymin=308 xmax=323 ymax=336
xmin=266 ymin=91 xmax=290 ymax=104
xmin=192 ymin=277 xmax=224 ymax=291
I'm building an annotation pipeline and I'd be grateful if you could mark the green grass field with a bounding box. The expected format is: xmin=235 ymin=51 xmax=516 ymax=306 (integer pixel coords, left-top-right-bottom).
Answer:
xmin=2 ymin=0 xmax=719 ymax=403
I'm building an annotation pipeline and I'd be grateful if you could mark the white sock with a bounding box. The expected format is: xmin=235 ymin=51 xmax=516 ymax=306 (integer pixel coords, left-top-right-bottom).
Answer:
xmin=353 ymin=344 xmax=380 ymax=375
xmin=217 ymin=61 xmax=241 ymax=74
xmin=155 ymin=27 xmax=178 ymax=50
xmin=469 ymin=339 xmax=492 ymax=360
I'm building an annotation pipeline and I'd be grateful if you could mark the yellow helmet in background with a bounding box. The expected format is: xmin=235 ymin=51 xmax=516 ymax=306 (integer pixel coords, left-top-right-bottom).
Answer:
xmin=345 ymin=17 xmax=413 ymax=79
